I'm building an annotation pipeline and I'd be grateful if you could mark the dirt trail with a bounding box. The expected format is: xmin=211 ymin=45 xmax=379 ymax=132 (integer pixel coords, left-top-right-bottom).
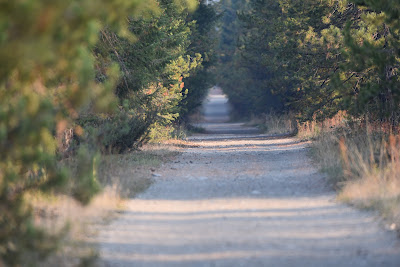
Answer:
xmin=96 ymin=88 xmax=400 ymax=266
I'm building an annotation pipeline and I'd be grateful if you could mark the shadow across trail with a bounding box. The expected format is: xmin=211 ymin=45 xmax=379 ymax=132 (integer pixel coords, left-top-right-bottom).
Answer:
xmin=96 ymin=87 xmax=400 ymax=267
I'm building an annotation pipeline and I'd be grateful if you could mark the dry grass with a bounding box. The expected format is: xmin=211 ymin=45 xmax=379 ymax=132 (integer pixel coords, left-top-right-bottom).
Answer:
xmin=98 ymin=144 xmax=178 ymax=197
xmin=252 ymin=111 xmax=347 ymax=137
xmin=311 ymin=123 xmax=400 ymax=233
xmin=248 ymin=112 xmax=297 ymax=135
xmin=297 ymin=119 xmax=321 ymax=140
xmin=30 ymin=143 xmax=180 ymax=266
xmin=297 ymin=111 xmax=348 ymax=140
xmin=310 ymin=132 xmax=344 ymax=186
xmin=263 ymin=113 xmax=297 ymax=135
xmin=28 ymin=186 xmax=122 ymax=266
xmin=254 ymin=111 xmax=400 ymax=231
xmin=338 ymin=135 xmax=400 ymax=231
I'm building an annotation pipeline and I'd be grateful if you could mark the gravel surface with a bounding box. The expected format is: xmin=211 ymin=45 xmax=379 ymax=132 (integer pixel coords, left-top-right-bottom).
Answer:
xmin=96 ymin=89 xmax=400 ymax=266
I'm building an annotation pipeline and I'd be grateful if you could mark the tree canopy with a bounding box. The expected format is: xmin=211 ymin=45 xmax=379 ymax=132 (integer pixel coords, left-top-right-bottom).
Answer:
xmin=217 ymin=0 xmax=400 ymax=124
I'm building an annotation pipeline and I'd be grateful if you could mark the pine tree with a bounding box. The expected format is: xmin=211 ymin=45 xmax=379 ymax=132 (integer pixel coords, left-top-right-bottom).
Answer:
xmin=0 ymin=0 xmax=196 ymax=265
xmin=180 ymin=0 xmax=220 ymax=120
xmin=337 ymin=0 xmax=400 ymax=124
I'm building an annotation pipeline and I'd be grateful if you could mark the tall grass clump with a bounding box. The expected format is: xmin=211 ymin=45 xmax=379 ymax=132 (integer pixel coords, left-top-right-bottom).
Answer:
xmin=338 ymin=134 xmax=400 ymax=229
xmin=310 ymin=132 xmax=345 ymax=186
xmin=257 ymin=111 xmax=348 ymax=138
xmin=311 ymin=119 xmax=400 ymax=231
xmin=250 ymin=112 xmax=297 ymax=135
xmin=297 ymin=111 xmax=348 ymax=140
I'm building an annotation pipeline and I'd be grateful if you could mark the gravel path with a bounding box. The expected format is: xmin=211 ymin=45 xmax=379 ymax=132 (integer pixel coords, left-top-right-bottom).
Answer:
xmin=96 ymin=89 xmax=400 ymax=266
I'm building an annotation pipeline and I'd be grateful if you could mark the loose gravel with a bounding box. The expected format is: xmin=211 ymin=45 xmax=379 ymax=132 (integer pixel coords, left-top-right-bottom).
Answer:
xmin=96 ymin=90 xmax=400 ymax=267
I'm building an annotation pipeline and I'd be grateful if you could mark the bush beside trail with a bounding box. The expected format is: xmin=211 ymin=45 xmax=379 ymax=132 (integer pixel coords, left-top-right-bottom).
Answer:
xmin=0 ymin=0 xmax=219 ymax=265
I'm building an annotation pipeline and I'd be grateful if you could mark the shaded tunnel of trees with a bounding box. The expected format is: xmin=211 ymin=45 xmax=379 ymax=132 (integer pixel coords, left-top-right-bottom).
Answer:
xmin=2 ymin=0 xmax=400 ymax=265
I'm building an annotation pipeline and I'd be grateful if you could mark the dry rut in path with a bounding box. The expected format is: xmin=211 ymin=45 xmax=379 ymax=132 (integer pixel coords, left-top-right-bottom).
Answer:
xmin=96 ymin=89 xmax=400 ymax=266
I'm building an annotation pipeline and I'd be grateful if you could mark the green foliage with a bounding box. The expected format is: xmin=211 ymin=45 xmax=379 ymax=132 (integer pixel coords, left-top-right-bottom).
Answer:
xmin=70 ymin=146 xmax=101 ymax=205
xmin=78 ymin=107 xmax=151 ymax=154
xmin=90 ymin=0 xmax=213 ymax=148
xmin=216 ymin=0 xmax=255 ymax=117
xmin=219 ymin=0 xmax=400 ymax=125
xmin=180 ymin=1 xmax=220 ymax=120
xmin=0 ymin=0 xmax=201 ymax=265
xmin=337 ymin=0 xmax=400 ymax=120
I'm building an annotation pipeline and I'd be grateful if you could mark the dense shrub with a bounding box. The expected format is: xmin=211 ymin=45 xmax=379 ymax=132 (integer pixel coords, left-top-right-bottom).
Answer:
xmin=78 ymin=108 xmax=151 ymax=154
xmin=0 ymin=0 xmax=201 ymax=265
